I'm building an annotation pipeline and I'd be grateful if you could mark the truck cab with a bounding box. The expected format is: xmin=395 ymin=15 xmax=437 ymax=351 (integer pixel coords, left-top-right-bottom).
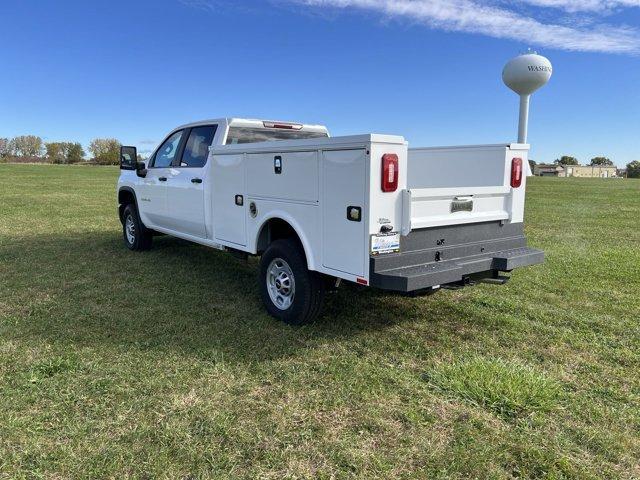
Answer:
xmin=118 ymin=118 xmax=542 ymax=325
xmin=118 ymin=118 xmax=328 ymax=241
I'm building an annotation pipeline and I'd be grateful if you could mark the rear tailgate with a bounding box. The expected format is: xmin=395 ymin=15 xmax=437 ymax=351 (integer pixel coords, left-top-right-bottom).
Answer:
xmin=401 ymin=144 xmax=528 ymax=235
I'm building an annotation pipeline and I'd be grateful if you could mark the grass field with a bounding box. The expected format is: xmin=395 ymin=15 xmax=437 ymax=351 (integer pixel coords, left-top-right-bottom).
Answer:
xmin=1 ymin=164 xmax=639 ymax=479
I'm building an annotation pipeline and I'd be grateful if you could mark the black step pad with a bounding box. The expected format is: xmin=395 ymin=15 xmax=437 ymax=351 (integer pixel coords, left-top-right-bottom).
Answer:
xmin=370 ymin=247 xmax=544 ymax=292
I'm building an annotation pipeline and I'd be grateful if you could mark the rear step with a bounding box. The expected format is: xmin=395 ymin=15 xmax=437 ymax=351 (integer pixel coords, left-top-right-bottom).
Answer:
xmin=370 ymin=247 xmax=543 ymax=292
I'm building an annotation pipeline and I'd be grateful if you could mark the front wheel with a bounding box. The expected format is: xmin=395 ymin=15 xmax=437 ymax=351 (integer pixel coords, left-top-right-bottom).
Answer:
xmin=122 ymin=204 xmax=153 ymax=251
xmin=259 ymin=239 xmax=324 ymax=325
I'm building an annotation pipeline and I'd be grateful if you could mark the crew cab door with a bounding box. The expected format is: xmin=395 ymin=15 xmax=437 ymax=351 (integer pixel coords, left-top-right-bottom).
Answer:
xmin=211 ymin=153 xmax=246 ymax=246
xmin=137 ymin=130 xmax=185 ymax=228
xmin=164 ymin=125 xmax=217 ymax=238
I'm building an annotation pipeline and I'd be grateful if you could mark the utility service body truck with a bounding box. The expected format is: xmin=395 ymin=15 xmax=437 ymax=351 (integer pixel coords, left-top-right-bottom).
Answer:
xmin=118 ymin=117 xmax=543 ymax=324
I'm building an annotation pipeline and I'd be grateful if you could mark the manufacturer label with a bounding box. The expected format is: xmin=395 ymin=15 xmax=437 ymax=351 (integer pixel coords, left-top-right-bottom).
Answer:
xmin=371 ymin=233 xmax=400 ymax=255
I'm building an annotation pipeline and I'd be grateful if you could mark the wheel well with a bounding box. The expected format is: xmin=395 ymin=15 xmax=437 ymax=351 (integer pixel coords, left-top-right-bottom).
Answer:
xmin=118 ymin=189 xmax=136 ymax=223
xmin=256 ymin=218 xmax=302 ymax=255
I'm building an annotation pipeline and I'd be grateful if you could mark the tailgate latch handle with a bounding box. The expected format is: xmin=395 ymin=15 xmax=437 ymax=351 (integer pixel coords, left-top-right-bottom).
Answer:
xmin=451 ymin=196 xmax=473 ymax=213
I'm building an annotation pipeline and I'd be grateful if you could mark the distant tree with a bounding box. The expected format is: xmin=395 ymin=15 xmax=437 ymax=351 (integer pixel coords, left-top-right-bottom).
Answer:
xmin=11 ymin=135 xmax=44 ymax=157
xmin=627 ymin=161 xmax=640 ymax=179
xmin=66 ymin=142 xmax=85 ymax=163
xmin=0 ymin=137 xmax=11 ymax=157
xmin=528 ymin=159 xmax=536 ymax=172
xmin=46 ymin=142 xmax=67 ymax=164
xmin=89 ymin=138 xmax=121 ymax=165
xmin=590 ymin=156 xmax=614 ymax=166
xmin=554 ymin=155 xmax=579 ymax=166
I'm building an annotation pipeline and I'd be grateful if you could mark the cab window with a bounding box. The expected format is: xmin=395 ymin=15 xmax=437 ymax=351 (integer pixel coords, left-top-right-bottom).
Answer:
xmin=179 ymin=125 xmax=217 ymax=168
xmin=225 ymin=127 xmax=327 ymax=145
xmin=152 ymin=130 xmax=183 ymax=168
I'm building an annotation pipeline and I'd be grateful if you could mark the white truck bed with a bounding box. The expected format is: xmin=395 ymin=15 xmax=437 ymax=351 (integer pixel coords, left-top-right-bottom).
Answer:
xmin=207 ymin=136 xmax=536 ymax=287
xmin=209 ymin=134 xmax=407 ymax=283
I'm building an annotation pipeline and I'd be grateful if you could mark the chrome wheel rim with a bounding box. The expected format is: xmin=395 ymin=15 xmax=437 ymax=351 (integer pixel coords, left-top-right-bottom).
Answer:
xmin=266 ymin=258 xmax=295 ymax=310
xmin=125 ymin=215 xmax=136 ymax=244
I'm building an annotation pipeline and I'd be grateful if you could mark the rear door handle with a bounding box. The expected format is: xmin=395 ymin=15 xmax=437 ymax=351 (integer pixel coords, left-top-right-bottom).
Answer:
xmin=191 ymin=178 xmax=203 ymax=184
xmin=159 ymin=177 xmax=167 ymax=182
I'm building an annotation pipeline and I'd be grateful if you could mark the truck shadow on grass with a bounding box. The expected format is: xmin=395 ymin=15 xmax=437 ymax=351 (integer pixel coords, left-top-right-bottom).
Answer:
xmin=4 ymin=231 xmax=491 ymax=365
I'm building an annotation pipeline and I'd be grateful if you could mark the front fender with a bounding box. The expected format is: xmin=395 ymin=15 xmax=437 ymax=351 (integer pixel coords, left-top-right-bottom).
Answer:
xmin=117 ymin=186 xmax=139 ymax=222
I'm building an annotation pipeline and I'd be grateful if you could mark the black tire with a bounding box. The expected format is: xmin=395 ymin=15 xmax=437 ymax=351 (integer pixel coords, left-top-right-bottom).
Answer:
xmin=122 ymin=204 xmax=153 ymax=251
xmin=259 ymin=239 xmax=325 ymax=325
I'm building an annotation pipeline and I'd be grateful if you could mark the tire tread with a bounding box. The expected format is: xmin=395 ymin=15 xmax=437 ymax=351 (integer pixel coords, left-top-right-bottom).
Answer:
xmin=259 ymin=239 xmax=324 ymax=325
xmin=123 ymin=204 xmax=153 ymax=251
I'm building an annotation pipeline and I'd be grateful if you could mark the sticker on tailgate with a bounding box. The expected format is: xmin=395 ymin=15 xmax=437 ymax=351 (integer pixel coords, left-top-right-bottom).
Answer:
xmin=371 ymin=233 xmax=400 ymax=255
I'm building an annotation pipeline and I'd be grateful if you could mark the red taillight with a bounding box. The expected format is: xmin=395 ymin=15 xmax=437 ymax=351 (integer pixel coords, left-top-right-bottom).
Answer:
xmin=511 ymin=157 xmax=523 ymax=188
xmin=381 ymin=154 xmax=399 ymax=192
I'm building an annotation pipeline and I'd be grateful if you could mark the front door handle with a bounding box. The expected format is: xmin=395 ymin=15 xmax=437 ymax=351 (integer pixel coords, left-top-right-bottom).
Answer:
xmin=159 ymin=177 xmax=167 ymax=182
xmin=191 ymin=178 xmax=203 ymax=184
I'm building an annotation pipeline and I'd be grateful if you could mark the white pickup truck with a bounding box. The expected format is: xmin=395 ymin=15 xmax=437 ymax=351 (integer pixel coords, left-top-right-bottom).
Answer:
xmin=117 ymin=117 xmax=543 ymax=324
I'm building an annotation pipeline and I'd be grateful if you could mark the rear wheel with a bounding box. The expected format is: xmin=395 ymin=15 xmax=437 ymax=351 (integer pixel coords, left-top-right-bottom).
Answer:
xmin=122 ymin=204 xmax=152 ymax=251
xmin=259 ymin=239 xmax=324 ymax=325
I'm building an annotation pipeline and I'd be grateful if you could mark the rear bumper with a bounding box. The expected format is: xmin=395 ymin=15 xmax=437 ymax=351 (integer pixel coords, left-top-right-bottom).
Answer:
xmin=369 ymin=222 xmax=543 ymax=292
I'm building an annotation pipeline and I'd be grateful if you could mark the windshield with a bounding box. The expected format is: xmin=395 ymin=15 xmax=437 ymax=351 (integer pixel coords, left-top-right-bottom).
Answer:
xmin=225 ymin=127 xmax=328 ymax=145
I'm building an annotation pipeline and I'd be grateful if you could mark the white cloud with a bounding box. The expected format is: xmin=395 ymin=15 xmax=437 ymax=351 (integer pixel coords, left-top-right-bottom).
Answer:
xmin=179 ymin=0 xmax=218 ymax=11
xmin=516 ymin=0 xmax=640 ymax=13
xmin=293 ymin=0 xmax=640 ymax=53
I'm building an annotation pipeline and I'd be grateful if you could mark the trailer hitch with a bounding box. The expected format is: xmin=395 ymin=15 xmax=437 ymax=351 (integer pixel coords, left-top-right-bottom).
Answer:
xmin=477 ymin=275 xmax=510 ymax=285
xmin=442 ymin=277 xmax=475 ymax=290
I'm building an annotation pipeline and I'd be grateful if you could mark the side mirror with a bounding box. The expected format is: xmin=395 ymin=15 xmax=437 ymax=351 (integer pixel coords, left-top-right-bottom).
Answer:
xmin=120 ymin=146 xmax=137 ymax=170
xmin=136 ymin=161 xmax=147 ymax=178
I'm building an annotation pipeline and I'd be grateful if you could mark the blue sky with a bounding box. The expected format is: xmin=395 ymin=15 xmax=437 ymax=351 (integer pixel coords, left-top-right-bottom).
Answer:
xmin=1 ymin=0 xmax=638 ymax=165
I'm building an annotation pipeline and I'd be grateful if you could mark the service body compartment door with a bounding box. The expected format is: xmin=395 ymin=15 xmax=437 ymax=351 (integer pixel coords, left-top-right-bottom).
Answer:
xmin=212 ymin=154 xmax=246 ymax=246
xmin=322 ymin=149 xmax=366 ymax=277
xmin=246 ymin=151 xmax=318 ymax=202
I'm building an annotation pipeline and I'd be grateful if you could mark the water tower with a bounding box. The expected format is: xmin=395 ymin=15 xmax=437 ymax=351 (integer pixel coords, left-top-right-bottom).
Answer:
xmin=503 ymin=52 xmax=552 ymax=144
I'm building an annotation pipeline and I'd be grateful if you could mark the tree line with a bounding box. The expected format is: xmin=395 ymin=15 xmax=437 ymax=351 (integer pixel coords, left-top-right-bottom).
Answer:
xmin=0 ymin=135 xmax=123 ymax=165
xmin=553 ymin=156 xmax=615 ymax=167
xmin=529 ymin=155 xmax=639 ymax=178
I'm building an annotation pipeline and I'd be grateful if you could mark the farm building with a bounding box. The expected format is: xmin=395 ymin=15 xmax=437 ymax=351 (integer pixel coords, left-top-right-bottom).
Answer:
xmin=534 ymin=164 xmax=565 ymax=176
xmin=563 ymin=165 xmax=618 ymax=178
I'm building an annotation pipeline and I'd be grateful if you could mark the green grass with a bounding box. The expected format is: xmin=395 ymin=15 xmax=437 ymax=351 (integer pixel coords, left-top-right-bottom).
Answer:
xmin=0 ymin=164 xmax=639 ymax=479
xmin=424 ymin=356 xmax=562 ymax=420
